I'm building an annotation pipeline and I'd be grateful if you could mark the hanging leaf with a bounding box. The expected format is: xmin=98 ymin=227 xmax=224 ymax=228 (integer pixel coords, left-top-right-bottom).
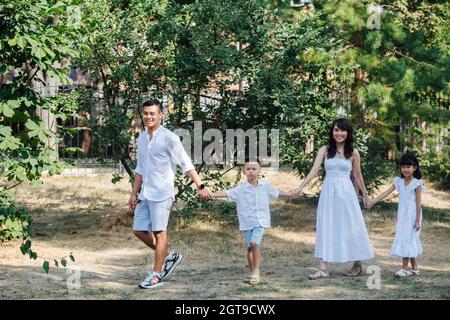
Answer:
xmin=43 ymin=261 xmax=50 ymax=274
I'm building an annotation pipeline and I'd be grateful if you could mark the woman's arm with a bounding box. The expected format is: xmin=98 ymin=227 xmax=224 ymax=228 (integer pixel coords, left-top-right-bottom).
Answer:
xmin=290 ymin=145 xmax=327 ymax=197
xmin=351 ymin=149 xmax=371 ymax=208
xmin=414 ymin=187 xmax=422 ymax=230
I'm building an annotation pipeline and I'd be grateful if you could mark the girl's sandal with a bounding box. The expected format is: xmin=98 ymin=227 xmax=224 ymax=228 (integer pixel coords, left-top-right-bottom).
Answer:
xmin=249 ymin=273 xmax=261 ymax=284
xmin=343 ymin=266 xmax=362 ymax=277
xmin=308 ymin=269 xmax=329 ymax=280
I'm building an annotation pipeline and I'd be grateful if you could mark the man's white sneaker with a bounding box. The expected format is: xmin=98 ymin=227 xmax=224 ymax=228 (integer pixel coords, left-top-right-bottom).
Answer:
xmin=139 ymin=272 xmax=164 ymax=289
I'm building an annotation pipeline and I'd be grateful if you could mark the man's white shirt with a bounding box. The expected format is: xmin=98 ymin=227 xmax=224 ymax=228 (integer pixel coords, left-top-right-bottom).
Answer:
xmin=226 ymin=180 xmax=279 ymax=230
xmin=135 ymin=126 xmax=194 ymax=202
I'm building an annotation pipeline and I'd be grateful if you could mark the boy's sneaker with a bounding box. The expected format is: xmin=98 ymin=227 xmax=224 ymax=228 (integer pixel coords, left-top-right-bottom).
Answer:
xmin=161 ymin=251 xmax=183 ymax=280
xmin=139 ymin=272 xmax=163 ymax=289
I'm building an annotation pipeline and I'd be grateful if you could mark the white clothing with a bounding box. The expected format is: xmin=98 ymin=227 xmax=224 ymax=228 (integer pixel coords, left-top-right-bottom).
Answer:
xmin=226 ymin=180 xmax=279 ymax=231
xmin=135 ymin=126 xmax=194 ymax=201
xmin=391 ymin=177 xmax=424 ymax=258
xmin=315 ymin=156 xmax=374 ymax=263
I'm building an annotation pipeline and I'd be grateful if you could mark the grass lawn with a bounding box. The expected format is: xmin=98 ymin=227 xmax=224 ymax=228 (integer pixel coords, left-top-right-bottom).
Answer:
xmin=1 ymin=173 xmax=449 ymax=299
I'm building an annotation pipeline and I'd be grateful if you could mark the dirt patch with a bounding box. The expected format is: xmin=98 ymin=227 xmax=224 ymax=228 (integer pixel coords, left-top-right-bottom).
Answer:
xmin=1 ymin=174 xmax=449 ymax=299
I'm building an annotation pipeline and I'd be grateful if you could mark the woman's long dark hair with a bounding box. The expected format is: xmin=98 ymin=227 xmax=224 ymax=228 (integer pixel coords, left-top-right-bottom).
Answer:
xmin=400 ymin=152 xmax=422 ymax=179
xmin=327 ymin=118 xmax=354 ymax=159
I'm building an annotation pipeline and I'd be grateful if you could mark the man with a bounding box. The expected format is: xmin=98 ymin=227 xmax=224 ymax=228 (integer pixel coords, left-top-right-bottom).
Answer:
xmin=129 ymin=99 xmax=212 ymax=289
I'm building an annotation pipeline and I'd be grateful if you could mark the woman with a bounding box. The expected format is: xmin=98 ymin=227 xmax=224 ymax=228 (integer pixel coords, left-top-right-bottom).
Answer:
xmin=291 ymin=118 xmax=374 ymax=279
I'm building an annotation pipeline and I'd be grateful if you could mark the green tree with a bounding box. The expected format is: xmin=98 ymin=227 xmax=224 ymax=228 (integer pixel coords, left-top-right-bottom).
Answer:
xmin=0 ymin=0 xmax=82 ymax=271
xmin=312 ymin=0 xmax=449 ymax=184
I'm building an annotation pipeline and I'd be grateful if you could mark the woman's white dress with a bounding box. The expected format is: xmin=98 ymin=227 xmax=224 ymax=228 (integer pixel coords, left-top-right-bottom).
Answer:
xmin=391 ymin=177 xmax=423 ymax=258
xmin=315 ymin=156 xmax=374 ymax=263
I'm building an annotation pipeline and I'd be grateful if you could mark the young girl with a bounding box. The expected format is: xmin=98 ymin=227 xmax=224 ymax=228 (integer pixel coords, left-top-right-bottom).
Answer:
xmin=369 ymin=152 xmax=423 ymax=277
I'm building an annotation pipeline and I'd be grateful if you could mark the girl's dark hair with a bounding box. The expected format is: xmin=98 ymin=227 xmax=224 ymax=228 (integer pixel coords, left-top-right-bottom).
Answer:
xmin=327 ymin=118 xmax=354 ymax=159
xmin=400 ymin=152 xmax=422 ymax=179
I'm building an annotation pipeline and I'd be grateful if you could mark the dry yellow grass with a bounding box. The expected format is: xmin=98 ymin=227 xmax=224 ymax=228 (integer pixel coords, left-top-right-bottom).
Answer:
xmin=0 ymin=173 xmax=449 ymax=300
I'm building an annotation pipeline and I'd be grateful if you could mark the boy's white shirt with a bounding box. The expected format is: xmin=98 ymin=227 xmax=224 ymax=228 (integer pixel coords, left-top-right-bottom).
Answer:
xmin=226 ymin=179 xmax=279 ymax=230
xmin=135 ymin=126 xmax=194 ymax=202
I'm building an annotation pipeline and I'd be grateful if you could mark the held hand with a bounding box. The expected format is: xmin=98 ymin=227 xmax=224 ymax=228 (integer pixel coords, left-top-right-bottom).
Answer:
xmin=363 ymin=195 xmax=371 ymax=209
xmin=414 ymin=220 xmax=421 ymax=231
xmin=128 ymin=195 xmax=138 ymax=213
xmin=197 ymin=188 xmax=212 ymax=200
xmin=290 ymin=188 xmax=303 ymax=198
xmin=366 ymin=198 xmax=374 ymax=209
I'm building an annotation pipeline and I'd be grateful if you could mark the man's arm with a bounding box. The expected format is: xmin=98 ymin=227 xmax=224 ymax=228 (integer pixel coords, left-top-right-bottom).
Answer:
xmin=129 ymin=173 xmax=143 ymax=212
xmin=170 ymin=135 xmax=212 ymax=200
xmin=186 ymin=169 xmax=212 ymax=200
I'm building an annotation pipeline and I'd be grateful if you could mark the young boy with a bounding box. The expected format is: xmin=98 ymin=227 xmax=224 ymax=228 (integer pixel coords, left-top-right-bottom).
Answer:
xmin=212 ymin=161 xmax=290 ymax=284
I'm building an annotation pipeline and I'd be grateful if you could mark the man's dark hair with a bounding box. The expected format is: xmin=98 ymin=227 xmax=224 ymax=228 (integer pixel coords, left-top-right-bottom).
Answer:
xmin=142 ymin=99 xmax=163 ymax=112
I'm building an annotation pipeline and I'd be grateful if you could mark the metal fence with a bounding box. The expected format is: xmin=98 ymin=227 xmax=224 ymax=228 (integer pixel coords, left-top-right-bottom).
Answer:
xmin=17 ymin=85 xmax=126 ymax=175
xmin=405 ymin=92 xmax=449 ymax=154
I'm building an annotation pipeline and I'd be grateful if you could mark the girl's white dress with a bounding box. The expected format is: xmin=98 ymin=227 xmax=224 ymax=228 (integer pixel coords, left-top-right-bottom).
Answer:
xmin=315 ymin=156 xmax=374 ymax=263
xmin=391 ymin=177 xmax=423 ymax=258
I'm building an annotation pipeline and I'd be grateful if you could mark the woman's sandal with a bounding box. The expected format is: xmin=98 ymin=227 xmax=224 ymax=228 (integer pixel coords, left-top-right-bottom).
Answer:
xmin=308 ymin=269 xmax=329 ymax=280
xmin=409 ymin=269 xmax=420 ymax=276
xmin=343 ymin=266 xmax=362 ymax=277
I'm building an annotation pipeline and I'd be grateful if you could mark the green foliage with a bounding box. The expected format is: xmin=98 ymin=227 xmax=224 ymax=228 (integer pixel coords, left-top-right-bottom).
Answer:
xmin=111 ymin=173 xmax=124 ymax=184
xmin=74 ymin=0 xmax=441 ymax=195
xmin=0 ymin=0 xmax=446 ymax=275
xmin=216 ymin=201 xmax=236 ymax=216
xmin=0 ymin=0 xmax=83 ymax=269
xmin=0 ymin=204 xmax=76 ymax=273
xmin=0 ymin=0 xmax=83 ymax=194
xmin=0 ymin=206 xmax=38 ymax=260
xmin=422 ymin=151 xmax=450 ymax=188
xmin=308 ymin=0 xmax=449 ymax=187
xmin=76 ymin=0 xmax=351 ymax=191
xmin=0 ymin=206 xmax=32 ymax=240
xmin=174 ymin=165 xmax=237 ymax=217
xmin=43 ymin=261 xmax=49 ymax=273
xmin=359 ymin=138 xmax=397 ymax=193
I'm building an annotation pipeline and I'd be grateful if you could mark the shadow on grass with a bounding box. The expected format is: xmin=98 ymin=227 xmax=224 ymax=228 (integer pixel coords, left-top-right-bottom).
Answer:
xmin=3 ymin=191 xmax=448 ymax=299
xmin=31 ymin=210 xmax=104 ymax=238
xmin=369 ymin=201 xmax=450 ymax=223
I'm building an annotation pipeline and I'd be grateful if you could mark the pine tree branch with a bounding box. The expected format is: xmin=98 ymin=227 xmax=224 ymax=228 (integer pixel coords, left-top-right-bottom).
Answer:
xmin=390 ymin=50 xmax=438 ymax=69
